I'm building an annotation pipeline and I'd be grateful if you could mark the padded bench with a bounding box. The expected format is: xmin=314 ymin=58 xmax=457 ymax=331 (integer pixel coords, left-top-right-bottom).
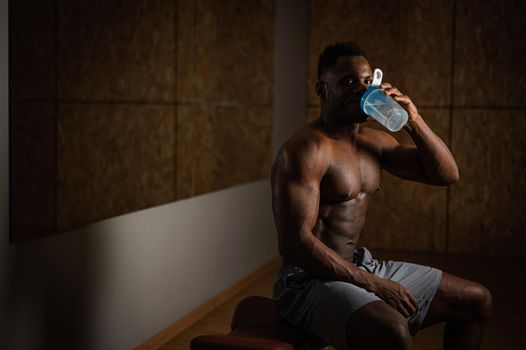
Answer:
xmin=191 ymin=295 xmax=328 ymax=350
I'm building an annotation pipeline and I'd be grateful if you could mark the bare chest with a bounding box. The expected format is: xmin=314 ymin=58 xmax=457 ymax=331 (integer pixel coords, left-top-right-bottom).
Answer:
xmin=320 ymin=146 xmax=381 ymax=202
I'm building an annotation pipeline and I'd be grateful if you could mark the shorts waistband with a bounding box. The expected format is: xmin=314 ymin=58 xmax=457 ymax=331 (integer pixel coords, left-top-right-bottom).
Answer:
xmin=279 ymin=247 xmax=374 ymax=273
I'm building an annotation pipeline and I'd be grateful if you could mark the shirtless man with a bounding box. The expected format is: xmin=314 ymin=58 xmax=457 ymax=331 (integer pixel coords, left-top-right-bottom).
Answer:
xmin=271 ymin=42 xmax=493 ymax=350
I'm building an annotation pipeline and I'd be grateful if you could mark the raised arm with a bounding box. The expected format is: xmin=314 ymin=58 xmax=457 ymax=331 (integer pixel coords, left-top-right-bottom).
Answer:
xmin=378 ymin=82 xmax=459 ymax=186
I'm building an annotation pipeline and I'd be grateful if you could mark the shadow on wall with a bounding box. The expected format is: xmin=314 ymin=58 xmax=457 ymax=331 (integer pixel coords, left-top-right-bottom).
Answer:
xmin=4 ymin=231 xmax=96 ymax=349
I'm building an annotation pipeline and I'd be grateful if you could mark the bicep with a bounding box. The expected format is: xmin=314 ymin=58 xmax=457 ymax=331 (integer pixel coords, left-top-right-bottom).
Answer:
xmin=381 ymin=134 xmax=436 ymax=184
xmin=272 ymin=144 xmax=326 ymax=246
xmin=383 ymin=144 xmax=424 ymax=179
xmin=273 ymin=176 xmax=321 ymax=240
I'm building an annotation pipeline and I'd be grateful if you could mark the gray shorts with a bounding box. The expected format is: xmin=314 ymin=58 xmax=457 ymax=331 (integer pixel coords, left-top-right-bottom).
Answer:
xmin=272 ymin=247 xmax=442 ymax=350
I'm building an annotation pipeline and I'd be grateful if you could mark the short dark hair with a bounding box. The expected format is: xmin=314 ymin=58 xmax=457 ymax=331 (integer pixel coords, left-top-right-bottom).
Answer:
xmin=317 ymin=42 xmax=366 ymax=79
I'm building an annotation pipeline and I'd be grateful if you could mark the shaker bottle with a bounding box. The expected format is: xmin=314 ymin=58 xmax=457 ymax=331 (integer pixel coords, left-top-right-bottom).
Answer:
xmin=360 ymin=69 xmax=408 ymax=132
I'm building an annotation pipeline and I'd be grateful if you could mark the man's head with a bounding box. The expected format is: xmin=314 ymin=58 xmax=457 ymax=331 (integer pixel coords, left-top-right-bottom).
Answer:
xmin=316 ymin=42 xmax=372 ymax=125
xmin=317 ymin=42 xmax=366 ymax=80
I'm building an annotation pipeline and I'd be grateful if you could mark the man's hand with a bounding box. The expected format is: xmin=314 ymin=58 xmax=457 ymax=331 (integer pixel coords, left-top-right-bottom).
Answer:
xmin=380 ymin=82 xmax=420 ymax=123
xmin=370 ymin=277 xmax=420 ymax=318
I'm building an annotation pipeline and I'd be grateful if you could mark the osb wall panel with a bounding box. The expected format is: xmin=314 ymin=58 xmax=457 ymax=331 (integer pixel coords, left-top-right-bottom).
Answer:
xmin=177 ymin=106 xmax=273 ymax=199
xmin=192 ymin=0 xmax=274 ymax=103
xmin=57 ymin=104 xmax=176 ymax=230
xmin=175 ymin=107 xmax=195 ymax=200
xmin=454 ymin=0 xmax=526 ymax=106
xmin=176 ymin=0 xmax=196 ymax=103
xmin=58 ymin=0 xmax=175 ymax=101
xmin=359 ymin=111 xmax=450 ymax=252
xmin=176 ymin=0 xmax=275 ymax=200
xmin=177 ymin=0 xmax=274 ymax=104
xmin=10 ymin=0 xmax=55 ymax=100
xmin=10 ymin=0 xmax=275 ymax=239
xmin=309 ymin=0 xmax=452 ymax=108
xmin=10 ymin=102 xmax=56 ymax=241
xmin=449 ymin=110 xmax=526 ymax=257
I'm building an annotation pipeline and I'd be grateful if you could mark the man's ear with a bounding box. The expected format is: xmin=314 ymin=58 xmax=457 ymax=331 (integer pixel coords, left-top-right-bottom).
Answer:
xmin=316 ymin=81 xmax=327 ymax=98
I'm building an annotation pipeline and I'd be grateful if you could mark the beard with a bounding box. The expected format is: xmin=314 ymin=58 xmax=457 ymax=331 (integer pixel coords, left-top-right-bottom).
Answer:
xmin=347 ymin=101 xmax=368 ymax=123
xmin=321 ymin=86 xmax=370 ymax=124
xmin=326 ymin=96 xmax=368 ymax=124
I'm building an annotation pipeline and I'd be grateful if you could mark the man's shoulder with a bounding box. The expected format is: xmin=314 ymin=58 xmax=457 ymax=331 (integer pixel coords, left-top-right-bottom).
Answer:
xmin=280 ymin=122 xmax=331 ymax=158
xmin=273 ymin=122 xmax=331 ymax=176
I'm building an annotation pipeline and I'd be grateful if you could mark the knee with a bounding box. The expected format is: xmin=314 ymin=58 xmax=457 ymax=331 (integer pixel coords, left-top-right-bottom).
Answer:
xmin=380 ymin=316 xmax=413 ymax=350
xmin=346 ymin=312 xmax=412 ymax=350
xmin=466 ymin=283 xmax=493 ymax=320
xmin=346 ymin=302 xmax=413 ymax=350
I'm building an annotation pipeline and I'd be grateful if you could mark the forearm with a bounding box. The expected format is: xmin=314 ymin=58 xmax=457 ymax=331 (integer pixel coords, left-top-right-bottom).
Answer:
xmin=286 ymin=232 xmax=378 ymax=290
xmin=284 ymin=232 xmax=418 ymax=317
xmin=404 ymin=115 xmax=459 ymax=184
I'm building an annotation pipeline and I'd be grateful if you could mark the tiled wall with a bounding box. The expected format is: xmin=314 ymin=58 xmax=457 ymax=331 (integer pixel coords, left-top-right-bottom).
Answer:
xmin=10 ymin=0 xmax=274 ymax=239
xmin=307 ymin=0 xmax=526 ymax=257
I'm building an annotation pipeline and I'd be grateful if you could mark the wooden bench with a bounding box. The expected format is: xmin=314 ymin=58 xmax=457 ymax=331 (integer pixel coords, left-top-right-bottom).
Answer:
xmin=191 ymin=296 xmax=328 ymax=350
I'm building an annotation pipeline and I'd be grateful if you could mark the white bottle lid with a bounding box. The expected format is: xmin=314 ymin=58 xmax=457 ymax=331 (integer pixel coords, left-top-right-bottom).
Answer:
xmin=371 ymin=68 xmax=383 ymax=87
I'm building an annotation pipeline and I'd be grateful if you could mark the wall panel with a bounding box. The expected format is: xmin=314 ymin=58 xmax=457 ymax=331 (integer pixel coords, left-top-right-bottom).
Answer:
xmin=57 ymin=104 xmax=176 ymax=230
xmin=10 ymin=0 xmax=274 ymax=239
xmin=178 ymin=106 xmax=273 ymax=198
xmin=58 ymin=0 xmax=176 ymax=102
xmin=10 ymin=102 xmax=56 ymax=241
xmin=193 ymin=0 xmax=274 ymax=104
xmin=309 ymin=0 xmax=452 ymax=108
xmin=454 ymin=0 xmax=526 ymax=106
xmin=449 ymin=110 xmax=526 ymax=257
xmin=10 ymin=0 xmax=55 ymax=100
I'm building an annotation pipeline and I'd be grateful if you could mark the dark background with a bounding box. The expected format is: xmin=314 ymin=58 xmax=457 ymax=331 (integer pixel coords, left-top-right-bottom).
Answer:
xmin=2 ymin=1 xmax=525 ymax=349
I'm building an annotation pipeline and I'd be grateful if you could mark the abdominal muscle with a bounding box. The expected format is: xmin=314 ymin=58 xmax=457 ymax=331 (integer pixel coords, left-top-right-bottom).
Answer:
xmin=312 ymin=192 xmax=369 ymax=262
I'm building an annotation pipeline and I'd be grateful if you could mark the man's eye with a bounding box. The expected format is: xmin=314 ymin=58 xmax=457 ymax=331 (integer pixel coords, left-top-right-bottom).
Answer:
xmin=346 ymin=78 xmax=354 ymax=85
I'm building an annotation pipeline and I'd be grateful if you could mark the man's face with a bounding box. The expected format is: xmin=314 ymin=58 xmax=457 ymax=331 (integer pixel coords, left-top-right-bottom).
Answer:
xmin=318 ymin=55 xmax=373 ymax=124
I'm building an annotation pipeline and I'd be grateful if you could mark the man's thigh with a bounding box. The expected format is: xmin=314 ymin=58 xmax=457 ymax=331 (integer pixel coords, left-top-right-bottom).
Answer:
xmin=346 ymin=300 xmax=413 ymax=350
xmin=366 ymin=255 xmax=443 ymax=334
xmin=420 ymin=271 xmax=493 ymax=329
xmin=307 ymin=280 xmax=391 ymax=350
xmin=274 ymin=270 xmax=381 ymax=350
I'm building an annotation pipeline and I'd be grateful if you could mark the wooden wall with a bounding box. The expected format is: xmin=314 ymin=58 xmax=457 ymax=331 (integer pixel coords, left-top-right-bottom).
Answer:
xmin=10 ymin=0 xmax=274 ymax=238
xmin=307 ymin=0 xmax=526 ymax=257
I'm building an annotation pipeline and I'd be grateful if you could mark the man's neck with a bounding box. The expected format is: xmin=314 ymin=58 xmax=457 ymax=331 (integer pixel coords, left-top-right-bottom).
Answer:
xmin=320 ymin=112 xmax=360 ymax=144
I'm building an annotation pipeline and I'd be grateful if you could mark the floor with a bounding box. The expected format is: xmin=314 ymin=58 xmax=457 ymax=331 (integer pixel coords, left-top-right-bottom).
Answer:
xmin=160 ymin=250 xmax=526 ymax=350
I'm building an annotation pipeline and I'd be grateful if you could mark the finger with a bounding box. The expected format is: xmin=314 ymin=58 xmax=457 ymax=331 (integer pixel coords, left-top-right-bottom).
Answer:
xmin=383 ymin=86 xmax=401 ymax=95
xmin=392 ymin=95 xmax=412 ymax=104
xmin=386 ymin=297 xmax=410 ymax=318
xmin=400 ymin=288 xmax=419 ymax=316
xmin=404 ymin=297 xmax=417 ymax=316
xmin=408 ymin=293 xmax=420 ymax=312
xmin=396 ymin=302 xmax=411 ymax=318
xmin=380 ymin=82 xmax=392 ymax=89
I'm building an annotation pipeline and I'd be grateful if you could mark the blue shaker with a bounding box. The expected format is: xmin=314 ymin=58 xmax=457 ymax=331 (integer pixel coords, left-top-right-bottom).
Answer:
xmin=360 ymin=69 xmax=408 ymax=132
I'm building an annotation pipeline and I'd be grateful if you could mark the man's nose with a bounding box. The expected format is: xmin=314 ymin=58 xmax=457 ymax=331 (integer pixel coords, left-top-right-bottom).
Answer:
xmin=352 ymin=81 xmax=369 ymax=96
xmin=356 ymin=79 xmax=370 ymax=90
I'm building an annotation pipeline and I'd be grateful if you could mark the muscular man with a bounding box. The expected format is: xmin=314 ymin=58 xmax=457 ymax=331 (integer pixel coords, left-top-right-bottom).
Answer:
xmin=271 ymin=42 xmax=493 ymax=350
